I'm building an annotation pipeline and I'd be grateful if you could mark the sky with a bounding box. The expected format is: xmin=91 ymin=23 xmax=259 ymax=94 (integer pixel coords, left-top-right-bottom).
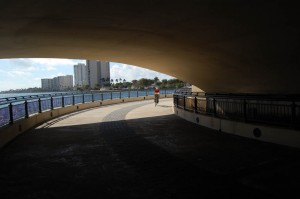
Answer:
xmin=0 ymin=58 xmax=174 ymax=91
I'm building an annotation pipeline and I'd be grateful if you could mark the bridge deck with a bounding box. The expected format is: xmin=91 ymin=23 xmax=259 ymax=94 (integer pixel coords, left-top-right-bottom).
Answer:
xmin=0 ymin=99 xmax=299 ymax=198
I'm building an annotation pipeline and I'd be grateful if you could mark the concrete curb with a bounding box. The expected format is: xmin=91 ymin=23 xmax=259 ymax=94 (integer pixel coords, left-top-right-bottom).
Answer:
xmin=174 ymin=106 xmax=300 ymax=148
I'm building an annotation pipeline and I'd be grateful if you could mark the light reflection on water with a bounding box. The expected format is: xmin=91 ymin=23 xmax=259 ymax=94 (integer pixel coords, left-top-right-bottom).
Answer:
xmin=0 ymin=92 xmax=62 ymax=98
xmin=0 ymin=89 xmax=174 ymax=99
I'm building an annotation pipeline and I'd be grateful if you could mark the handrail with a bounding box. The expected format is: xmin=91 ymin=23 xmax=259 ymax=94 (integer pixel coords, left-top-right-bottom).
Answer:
xmin=0 ymin=92 xmax=85 ymax=105
xmin=0 ymin=89 xmax=175 ymax=127
xmin=174 ymin=91 xmax=300 ymax=100
xmin=173 ymin=93 xmax=300 ymax=129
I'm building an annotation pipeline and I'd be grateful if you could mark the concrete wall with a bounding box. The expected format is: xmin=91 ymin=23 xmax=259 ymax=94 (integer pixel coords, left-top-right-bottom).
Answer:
xmin=191 ymin=85 xmax=204 ymax=93
xmin=1 ymin=2 xmax=300 ymax=94
xmin=174 ymin=107 xmax=300 ymax=149
xmin=0 ymin=94 xmax=172 ymax=148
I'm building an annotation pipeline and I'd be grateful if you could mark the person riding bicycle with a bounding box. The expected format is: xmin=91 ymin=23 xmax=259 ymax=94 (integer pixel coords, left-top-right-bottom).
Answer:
xmin=154 ymin=87 xmax=160 ymax=106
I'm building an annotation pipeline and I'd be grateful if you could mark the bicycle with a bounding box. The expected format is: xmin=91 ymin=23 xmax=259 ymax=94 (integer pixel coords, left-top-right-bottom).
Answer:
xmin=154 ymin=94 xmax=159 ymax=106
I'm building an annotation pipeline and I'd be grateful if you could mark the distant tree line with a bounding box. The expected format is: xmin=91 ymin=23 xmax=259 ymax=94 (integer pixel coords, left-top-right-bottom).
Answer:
xmin=0 ymin=77 xmax=186 ymax=93
xmin=0 ymin=87 xmax=55 ymax=93
xmin=110 ymin=77 xmax=185 ymax=90
xmin=0 ymin=87 xmax=73 ymax=94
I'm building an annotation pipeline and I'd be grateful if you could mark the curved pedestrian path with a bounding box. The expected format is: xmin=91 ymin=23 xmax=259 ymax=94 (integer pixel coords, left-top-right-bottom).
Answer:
xmin=0 ymin=99 xmax=299 ymax=199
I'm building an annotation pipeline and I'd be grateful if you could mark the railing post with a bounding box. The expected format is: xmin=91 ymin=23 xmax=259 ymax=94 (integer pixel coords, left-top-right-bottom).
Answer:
xmin=110 ymin=92 xmax=113 ymax=100
xmin=146 ymin=90 xmax=148 ymax=96
xmin=101 ymin=93 xmax=103 ymax=101
xmin=120 ymin=92 xmax=121 ymax=99
xmin=292 ymin=101 xmax=296 ymax=125
xmin=82 ymin=94 xmax=85 ymax=104
xmin=50 ymin=97 xmax=54 ymax=110
xmin=72 ymin=95 xmax=75 ymax=105
xmin=38 ymin=98 xmax=42 ymax=113
xmin=194 ymin=97 xmax=198 ymax=113
xmin=183 ymin=96 xmax=186 ymax=110
xmin=173 ymin=95 xmax=175 ymax=106
xmin=243 ymin=99 xmax=248 ymax=122
xmin=25 ymin=101 xmax=29 ymax=118
xmin=92 ymin=94 xmax=94 ymax=102
xmin=165 ymin=89 xmax=167 ymax=97
xmin=9 ymin=103 xmax=13 ymax=125
xmin=128 ymin=90 xmax=130 ymax=98
xmin=173 ymin=95 xmax=176 ymax=107
xmin=62 ymin=96 xmax=65 ymax=107
xmin=213 ymin=98 xmax=216 ymax=116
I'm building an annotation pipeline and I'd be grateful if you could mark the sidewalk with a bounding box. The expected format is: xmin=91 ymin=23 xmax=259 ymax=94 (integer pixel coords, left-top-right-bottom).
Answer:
xmin=0 ymin=98 xmax=299 ymax=198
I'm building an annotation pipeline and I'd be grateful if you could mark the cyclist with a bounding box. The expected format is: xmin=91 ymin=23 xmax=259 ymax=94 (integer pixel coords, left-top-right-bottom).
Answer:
xmin=154 ymin=87 xmax=160 ymax=106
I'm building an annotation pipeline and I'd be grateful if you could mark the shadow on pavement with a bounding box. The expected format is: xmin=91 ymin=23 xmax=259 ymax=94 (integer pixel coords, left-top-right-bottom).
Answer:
xmin=0 ymin=114 xmax=299 ymax=198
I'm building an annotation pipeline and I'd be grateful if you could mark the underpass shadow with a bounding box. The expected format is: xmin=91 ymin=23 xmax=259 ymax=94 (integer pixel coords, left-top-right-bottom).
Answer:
xmin=156 ymin=104 xmax=172 ymax=108
xmin=0 ymin=114 xmax=299 ymax=199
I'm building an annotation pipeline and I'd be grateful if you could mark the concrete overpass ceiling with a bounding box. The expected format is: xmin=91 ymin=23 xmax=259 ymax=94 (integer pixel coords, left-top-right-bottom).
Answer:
xmin=0 ymin=0 xmax=299 ymax=93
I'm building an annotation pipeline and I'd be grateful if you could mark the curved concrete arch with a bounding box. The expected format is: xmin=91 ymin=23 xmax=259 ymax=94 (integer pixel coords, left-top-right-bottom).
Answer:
xmin=0 ymin=0 xmax=299 ymax=93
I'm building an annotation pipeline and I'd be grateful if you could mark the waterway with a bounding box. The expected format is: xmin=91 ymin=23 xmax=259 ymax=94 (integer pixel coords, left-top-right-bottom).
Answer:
xmin=0 ymin=92 xmax=62 ymax=98
xmin=0 ymin=89 xmax=175 ymax=127
xmin=0 ymin=89 xmax=174 ymax=99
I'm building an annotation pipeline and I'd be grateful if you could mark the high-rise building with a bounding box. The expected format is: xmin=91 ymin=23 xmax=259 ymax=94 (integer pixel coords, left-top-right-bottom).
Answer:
xmin=86 ymin=60 xmax=110 ymax=89
xmin=86 ymin=60 xmax=100 ymax=89
xmin=74 ymin=60 xmax=110 ymax=89
xmin=41 ymin=75 xmax=73 ymax=91
xmin=57 ymin=75 xmax=73 ymax=90
xmin=41 ymin=78 xmax=53 ymax=90
xmin=74 ymin=63 xmax=88 ymax=87
xmin=99 ymin=61 xmax=110 ymax=87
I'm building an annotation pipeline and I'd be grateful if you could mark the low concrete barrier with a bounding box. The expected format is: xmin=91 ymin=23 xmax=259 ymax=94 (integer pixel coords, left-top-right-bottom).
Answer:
xmin=0 ymin=95 xmax=172 ymax=148
xmin=174 ymin=106 xmax=300 ymax=148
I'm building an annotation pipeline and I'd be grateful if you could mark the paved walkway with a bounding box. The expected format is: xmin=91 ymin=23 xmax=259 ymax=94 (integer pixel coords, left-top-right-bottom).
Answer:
xmin=0 ymin=99 xmax=299 ymax=198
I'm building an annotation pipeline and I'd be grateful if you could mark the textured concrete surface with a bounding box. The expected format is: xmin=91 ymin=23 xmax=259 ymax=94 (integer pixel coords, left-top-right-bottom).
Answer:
xmin=0 ymin=99 xmax=300 ymax=198
xmin=0 ymin=1 xmax=300 ymax=93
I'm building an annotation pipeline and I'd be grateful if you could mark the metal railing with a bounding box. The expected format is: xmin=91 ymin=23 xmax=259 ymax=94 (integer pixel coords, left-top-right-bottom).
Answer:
xmin=174 ymin=92 xmax=300 ymax=128
xmin=0 ymin=89 xmax=174 ymax=127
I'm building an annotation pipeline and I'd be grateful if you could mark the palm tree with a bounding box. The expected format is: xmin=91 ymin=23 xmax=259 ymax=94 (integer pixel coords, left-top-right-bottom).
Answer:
xmin=132 ymin=80 xmax=137 ymax=85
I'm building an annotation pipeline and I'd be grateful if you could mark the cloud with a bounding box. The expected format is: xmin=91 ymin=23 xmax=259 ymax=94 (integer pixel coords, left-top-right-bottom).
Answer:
xmin=0 ymin=58 xmax=81 ymax=91
xmin=0 ymin=59 xmax=175 ymax=91
xmin=55 ymin=72 xmax=67 ymax=77
xmin=5 ymin=58 xmax=85 ymax=73
xmin=110 ymin=63 xmax=174 ymax=82
xmin=0 ymin=68 xmax=32 ymax=78
xmin=8 ymin=71 xmax=31 ymax=77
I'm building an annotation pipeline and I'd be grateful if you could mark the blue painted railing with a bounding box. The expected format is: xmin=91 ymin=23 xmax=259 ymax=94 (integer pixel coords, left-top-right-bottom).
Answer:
xmin=0 ymin=89 xmax=174 ymax=127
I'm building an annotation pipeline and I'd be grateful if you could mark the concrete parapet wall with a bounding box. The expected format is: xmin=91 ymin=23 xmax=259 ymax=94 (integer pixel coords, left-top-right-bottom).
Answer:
xmin=174 ymin=107 xmax=300 ymax=148
xmin=0 ymin=94 xmax=172 ymax=148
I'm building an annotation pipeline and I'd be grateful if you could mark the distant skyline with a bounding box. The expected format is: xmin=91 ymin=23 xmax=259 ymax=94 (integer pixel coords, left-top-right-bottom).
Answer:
xmin=0 ymin=58 xmax=174 ymax=91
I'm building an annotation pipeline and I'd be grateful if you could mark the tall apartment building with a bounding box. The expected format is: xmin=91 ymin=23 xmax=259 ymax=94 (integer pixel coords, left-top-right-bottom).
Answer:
xmin=74 ymin=60 xmax=110 ymax=89
xmin=41 ymin=78 xmax=53 ymax=90
xmin=99 ymin=61 xmax=110 ymax=87
xmin=86 ymin=60 xmax=110 ymax=88
xmin=86 ymin=60 xmax=99 ymax=88
xmin=74 ymin=63 xmax=88 ymax=87
xmin=41 ymin=75 xmax=73 ymax=91
xmin=56 ymin=75 xmax=73 ymax=90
